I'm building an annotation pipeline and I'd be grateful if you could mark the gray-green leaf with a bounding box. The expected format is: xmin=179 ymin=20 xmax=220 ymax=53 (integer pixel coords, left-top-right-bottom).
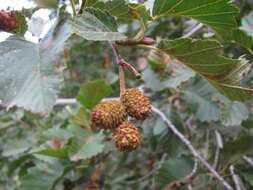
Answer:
xmin=68 ymin=8 xmax=126 ymax=41
xmin=77 ymin=79 xmax=112 ymax=109
xmin=157 ymin=38 xmax=253 ymax=101
xmin=155 ymin=156 xmax=194 ymax=189
xmin=0 ymin=37 xmax=61 ymax=113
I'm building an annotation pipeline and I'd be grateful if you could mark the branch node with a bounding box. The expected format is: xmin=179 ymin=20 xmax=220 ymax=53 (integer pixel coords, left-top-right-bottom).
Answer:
xmin=116 ymin=37 xmax=156 ymax=46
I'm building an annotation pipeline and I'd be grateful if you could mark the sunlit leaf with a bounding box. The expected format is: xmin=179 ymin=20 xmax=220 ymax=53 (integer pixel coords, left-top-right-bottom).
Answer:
xmin=152 ymin=0 xmax=239 ymax=39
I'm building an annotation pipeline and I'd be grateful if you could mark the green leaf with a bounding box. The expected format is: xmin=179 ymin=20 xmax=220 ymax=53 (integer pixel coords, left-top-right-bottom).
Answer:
xmin=0 ymin=19 xmax=73 ymax=113
xmin=68 ymin=8 xmax=126 ymax=41
xmin=241 ymin=12 xmax=253 ymax=37
xmin=240 ymin=169 xmax=253 ymax=186
xmin=20 ymin=168 xmax=59 ymax=190
xmin=87 ymin=0 xmax=150 ymax=23
xmin=77 ymin=79 xmax=112 ymax=109
xmin=129 ymin=3 xmax=151 ymax=25
xmin=14 ymin=12 xmax=27 ymax=35
xmin=2 ymin=131 xmax=36 ymax=157
xmin=8 ymin=155 xmax=32 ymax=176
xmin=86 ymin=0 xmax=130 ymax=22
xmin=155 ymin=156 xmax=194 ymax=189
xmin=34 ymin=0 xmax=58 ymax=8
xmin=232 ymin=29 xmax=253 ymax=49
xmin=70 ymin=132 xmax=105 ymax=161
xmin=242 ymin=118 xmax=253 ymax=129
xmin=142 ymin=65 xmax=195 ymax=91
xmin=221 ymin=135 xmax=253 ymax=163
xmin=183 ymin=78 xmax=249 ymax=125
xmin=65 ymin=125 xmax=105 ymax=161
xmin=157 ymin=38 xmax=253 ymax=101
xmin=220 ymin=101 xmax=249 ymax=126
xmin=19 ymin=163 xmax=72 ymax=190
xmin=68 ymin=129 xmax=104 ymax=160
xmin=34 ymin=148 xmax=68 ymax=159
xmin=152 ymin=0 xmax=239 ymax=39
xmin=183 ymin=85 xmax=220 ymax=122
xmin=43 ymin=128 xmax=73 ymax=141
xmin=0 ymin=37 xmax=60 ymax=113
xmin=153 ymin=118 xmax=167 ymax=135
xmin=72 ymin=108 xmax=91 ymax=128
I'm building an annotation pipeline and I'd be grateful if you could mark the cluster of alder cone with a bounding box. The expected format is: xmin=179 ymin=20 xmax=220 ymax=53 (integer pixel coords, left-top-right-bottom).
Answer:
xmin=91 ymin=88 xmax=151 ymax=152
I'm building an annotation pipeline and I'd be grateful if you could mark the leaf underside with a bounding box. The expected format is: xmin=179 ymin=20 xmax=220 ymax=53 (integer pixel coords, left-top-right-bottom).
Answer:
xmin=86 ymin=0 xmax=130 ymax=21
xmin=157 ymin=38 xmax=253 ymax=101
xmin=0 ymin=37 xmax=62 ymax=113
xmin=68 ymin=8 xmax=126 ymax=41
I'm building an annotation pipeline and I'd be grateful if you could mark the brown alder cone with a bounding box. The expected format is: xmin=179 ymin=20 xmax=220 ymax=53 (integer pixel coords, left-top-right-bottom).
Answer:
xmin=121 ymin=88 xmax=151 ymax=120
xmin=0 ymin=10 xmax=19 ymax=32
xmin=91 ymin=100 xmax=127 ymax=130
xmin=113 ymin=122 xmax=141 ymax=152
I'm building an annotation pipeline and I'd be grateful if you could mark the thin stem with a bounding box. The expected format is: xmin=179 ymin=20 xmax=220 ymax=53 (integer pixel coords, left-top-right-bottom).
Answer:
xmin=151 ymin=106 xmax=234 ymax=190
xmin=21 ymin=98 xmax=234 ymax=190
xmin=110 ymin=43 xmax=141 ymax=78
xmin=129 ymin=7 xmax=146 ymax=41
xmin=116 ymin=37 xmax=156 ymax=46
xmin=70 ymin=0 xmax=77 ymax=16
xmin=133 ymin=19 xmax=146 ymax=41
xmin=119 ymin=66 xmax=126 ymax=96
xmin=110 ymin=43 xmax=126 ymax=95
xmin=209 ymin=130 xmax=222 ymax=184
xmin=243 ymin=156 xmax=253 ymax=166
xmin=123 ymin=153 xmax=167 ymax=185
xmin=229 ymin=165 xmax=244 ymax=190
xmin=247 ymin=48 xmax=253 ymax=58
xmin=119 ymin=59 xmax=141 ymax=79
xmin=78 ymin=0 xmax=87 ymax=14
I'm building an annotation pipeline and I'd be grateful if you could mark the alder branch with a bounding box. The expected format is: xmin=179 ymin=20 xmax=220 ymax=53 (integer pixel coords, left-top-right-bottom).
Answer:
xmin=44 ymin=99 xmax=234 ymax=189
xmin=70 ymin=0 xmax=77 ymax=16
xmin=151 ymin=106 xmax=234 ymax=190
xmin=209 ymin=130 xmax=223 ymax=184
xmin=55 ymin=98 xmax=77 ymax=105
xmin=213 ymin=131 xmax=222 ymax=169
xmin=53 ymin=99 xmax=232 ymax=189
xmin=119 ymin=66 xmax=126 ymax=96
xmin=185 ymin=160 xmax=198 ymax=181
xmin=168 ymin=159 xmax=198 ymax=189
xmin=116 ymin=37 xmax=156 ymax=46
xmin=123 ymin=153 xmax=167 ymax=185
xmin=110 ymin=43 xmax=141 ymax=78
xmin=229 ymin=165 xmax=245 ymax=190
xmin=110 ymin=43 xmax=126 ymax=95
xmin=78 ymin=0 xmax=87 ymax=14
